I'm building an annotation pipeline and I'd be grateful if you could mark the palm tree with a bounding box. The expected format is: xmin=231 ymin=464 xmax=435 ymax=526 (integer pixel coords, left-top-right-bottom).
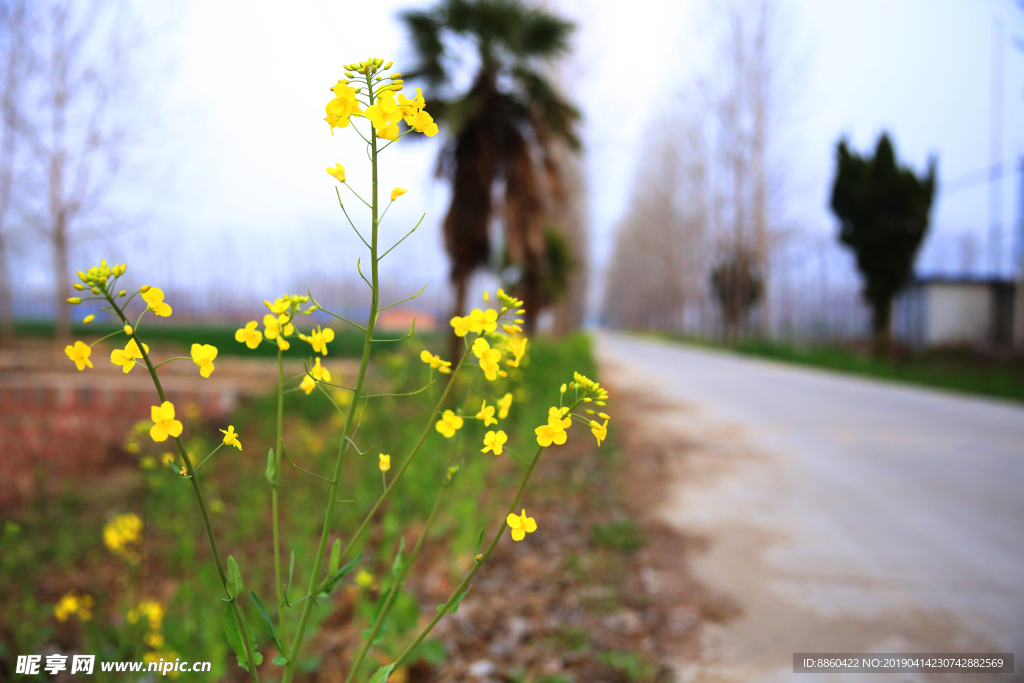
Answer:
xmin=400 ymin=0 xmax=580 ymax=354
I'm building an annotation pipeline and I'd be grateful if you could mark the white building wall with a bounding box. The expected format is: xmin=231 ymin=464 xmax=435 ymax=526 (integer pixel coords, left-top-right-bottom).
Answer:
xmin=924 ymin=283 xmax=992 ymax=346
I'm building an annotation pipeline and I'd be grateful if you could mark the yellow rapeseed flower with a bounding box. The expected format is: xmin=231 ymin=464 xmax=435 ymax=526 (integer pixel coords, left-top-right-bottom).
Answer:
xmin=54 ymin=592 xmax=95 ymax=622
xmin=589 ymin=419 xmax=608 ymax=447
xmin=497 ymin=392 xmax=513 ymax=419
xmin=299 ymin=374 xmax=316 ymax=395
xmin=534 ymin=423 xmax=566 ymax=447
xmin=221 ymin=425 xmax=242 ymax=450
xmin=355 ymin=570 xmax=376 ymax=589
xmin=466 ymin=308 xmax=498 ymax=334
xmin=481 ymin=430 xmax=507 ymax=455
xmin=379 ymin=453 xmax=390 ymax=472
xmin=419 ymin=349 xmax=452 ymax=373
xmin=104 ymin=513 xmax=143 ymax=562
xmin=506 ymin=509 xmax=537 ymax=542
xmin=82 ymin=314 xmax=95 ymax=324
xmin=300 ymin=325 xmax=335 ymax=355
xmin=475 ymin=399 xmax=497 ymax=426
xmin=263 ymin=313 xmax=294 ymax=340
xmin=390 ymin=187 xmax=407 ymax=201
xmin=450 ymin=316 xmax=470 ymax=337
xmin=472 ymin=338 xmax=502 ymax=381
xmin=507 ymin=337 xmax=528 ymax=367
xmin=310 ymin=357 xmax=331 ymax=383
xmin=65 ymin=341 xmax=93 ymax=371
xmin=128 ymin=600 xmax=164 ymax=629
xmin=141 ymin=287 xmax=172 ymax=317
xmin=326 ymin=163 xmax=346 ymax=183
xmin=190 ymin=343 xmax=218 ymax=378
xmin=548 ymin=406 xmax=572 ymax=430
xmin=235 ymin=321 xmax=263 ymax=349
xmin=435 ymin=409 xmax=463 ymax=438
xmin=377 ymin=121 xmax=399 ymax=140
xmin=110 ymin=339 xmax=149 ymax=373
xmin=150 ymin=401 xmax=183 ymax=442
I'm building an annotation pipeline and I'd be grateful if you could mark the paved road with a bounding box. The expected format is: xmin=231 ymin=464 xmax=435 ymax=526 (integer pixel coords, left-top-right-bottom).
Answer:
xmin=596 ymin=333 xmax=1024 ymax=683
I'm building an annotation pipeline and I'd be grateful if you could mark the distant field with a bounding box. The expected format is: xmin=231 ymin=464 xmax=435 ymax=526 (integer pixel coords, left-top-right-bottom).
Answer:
xmin=14 ymin=320 xmax=441 ymax=358
xmin=668 ymin=335 xmax=1024 ymax=404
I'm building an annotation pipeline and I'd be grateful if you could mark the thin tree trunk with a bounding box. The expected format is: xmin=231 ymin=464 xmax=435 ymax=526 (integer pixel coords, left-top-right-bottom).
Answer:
xmin=0 ymin=234 xmax=12 ymax=346
xmin=449 ymin=274 xmax=467 ymax=364
xmin=871 ymin=296 xmax=892 ymax=357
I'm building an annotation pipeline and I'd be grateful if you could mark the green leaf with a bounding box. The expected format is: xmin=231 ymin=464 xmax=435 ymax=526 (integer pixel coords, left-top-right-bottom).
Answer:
xmin=368 ymin=664 xmax=395 ymax=683
xmin=226 ymin=556 xmax=243 ymax=600
xmin=224 ymin=604 xmax=252 ymax=672
xmin=474 ymin=528 xmax=485 ymax=557
xmin=249 ymin=590 xmax=286 ymax=658
xmin=448 ymin=584 xmax=471 ymax=614
xmin=322 ymin=553 xmax=363 ymax=594
xmin=272 ymin=655 xmax=288 ymax=666
xmin=329 ymin=539 xmax=341 ymax=576
xmin=391 ymin=537 xmax=406 ymax=578
xmin=266 ymin=448 xmax=277 ymax=485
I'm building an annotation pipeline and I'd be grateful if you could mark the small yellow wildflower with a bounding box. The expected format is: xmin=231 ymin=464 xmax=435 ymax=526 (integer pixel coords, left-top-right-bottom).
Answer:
xmin=190 ymin=343 xmax=218 ymax=378
xmin=475 ymin=399 xmax=497 ymax=426
xmin=300 ymin=325 xmax=335 ymax=355
xmin=54 ymin=592 xmax=95 ymax=622
xmin=506 ymin=509 xmax=537 ymax=542
xmin=300 ymin=374 xmax=316 ymax=395
xmin=141 ymin=287 xmax=172 ymax=317
xmin=221 ymin=425 xmax=242 ymax=450
xmin=110 ymin=339 xmax=149 ymax=373
xmin=377 ymin=121 xmax=399 ymax=140
xmin=507 ymin=337 xmax=528 ymax=367
xmin=310 ymin=357 xmax=331 ymax=383
xmin=466 ymin=308 xmax=498 ymax=334
xmin=150 ymin=401 xmax=183 ymax=442
xmin=410 ymin=109 xmax=438 ymax=136
xmin=435 ymin=409 xmax=464 ymax=438
xmin=497 ymin=392 xmax=513 ymax=419
xmin=548 ymin=406 xmax=572 ymax=430
xmin=82 ymin=314 xmax=95 ymax=324
xmin=264 ymin=298 xmax=290 ymax=315
xmin=326 ymin=163 xmax=346 ymax=183
xmin=355 ymin=570 xmax=376 ymax=589
xmin=104 ymin=513 xmax=143 ymax=561
xmin=482 ymin=430 xmax=507 ymax=455
xmin=390 ymin=187 xmax=407 ymax=201
xmin=128 ymin=600 xmax=164 ymax=629
xmin=419 ymin=349 xmax=452 ymax=373
xmin=473 ymin=338 xmax=502 ymax=381
xmin=534 ymin=423 xmax=566 ymax=447
xmin=450 ymin=316 xmax=471 ymax=337
xmin=379 ymin=453 xmax=391 ymax=472
xmin=144 ymin=632 xmax=165 ymax=649
xmin=263 ymin=313 xmax=294 ymax=340
xmin=235 ymin=321 xmax=263 ymax=349
xmin=590 ymin=419 xmax=608 ymax=447
xmin=65 ymin=341 xmax=93 ymax=371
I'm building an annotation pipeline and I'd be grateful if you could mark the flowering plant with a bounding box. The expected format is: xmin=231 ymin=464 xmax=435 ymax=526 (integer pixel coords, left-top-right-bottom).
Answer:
xmin=62 ymin=57 xmax=610 ymax=683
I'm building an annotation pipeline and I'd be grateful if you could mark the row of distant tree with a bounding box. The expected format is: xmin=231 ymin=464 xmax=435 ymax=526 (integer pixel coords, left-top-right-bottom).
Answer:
xmin=0 ymin=0 xmax=140 ymax=343
xmin=600 ymin=0 xmax=937 ymax=355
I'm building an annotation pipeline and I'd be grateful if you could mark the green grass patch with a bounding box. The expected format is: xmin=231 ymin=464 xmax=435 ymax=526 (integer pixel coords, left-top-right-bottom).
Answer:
xmin=590 ymin=518 xmax=644 ymax=553
xmin=14 ymin=319 xmax=440 ymax=359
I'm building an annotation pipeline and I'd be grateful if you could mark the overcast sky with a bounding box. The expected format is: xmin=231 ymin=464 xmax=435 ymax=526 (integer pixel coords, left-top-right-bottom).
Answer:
xmin=32 ymin=0 xmax=1024 ymax=310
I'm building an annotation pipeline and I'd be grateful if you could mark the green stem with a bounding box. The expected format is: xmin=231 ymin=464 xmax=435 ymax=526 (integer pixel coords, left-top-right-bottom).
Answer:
xmin=104 ymin=291 xmax=260 ymax=683
xmin=281 ymin=71 xmax=381 ymax=683
xmin=392 ymin=398 xmax=584 ymax=670
xmin=344 ymin=375 xmax=479 ymax=682
xmin=273 ymin=346 xmax=289 ymax=646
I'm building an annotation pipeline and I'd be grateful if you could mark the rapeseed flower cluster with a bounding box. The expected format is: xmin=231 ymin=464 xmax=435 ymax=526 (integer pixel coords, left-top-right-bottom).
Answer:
xmin=128 ymin=600 xmax=166 ymax=650
xmin=104 ymin=513 xmax=143 ymax=563
xmin=54 ymin=591 xmax=95 ymax=622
